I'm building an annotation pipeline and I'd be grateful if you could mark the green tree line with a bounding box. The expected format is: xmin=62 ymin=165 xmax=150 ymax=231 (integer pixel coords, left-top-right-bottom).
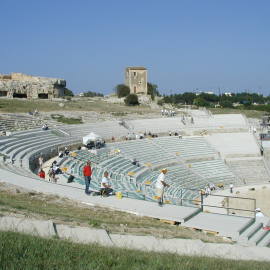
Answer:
xmin=162 ymin=92 xmax=270 ymax=109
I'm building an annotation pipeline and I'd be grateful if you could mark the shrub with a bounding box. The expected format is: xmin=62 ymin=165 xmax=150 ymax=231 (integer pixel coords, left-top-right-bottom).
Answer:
xmin=220 ymin=100 xmax=233 ymax=108
xmin=64 ymin=88 xmax=74 ymax=96
xmin=193 ymin=97 xmax=210 ymax=107
xmin=65 ymin=96 xmax=72 ymax=101
xmin=147 ymin=83 xmax=160 ymax=100
xmin=124 ymin=94 xmax=139 ymax=106
xmin=157 ymin=99 xmax=165 ymax=106
xmin=115 ymin=84 xmax=130 ymax=98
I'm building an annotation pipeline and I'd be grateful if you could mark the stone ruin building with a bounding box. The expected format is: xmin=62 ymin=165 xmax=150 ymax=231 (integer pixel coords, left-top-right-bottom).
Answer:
xmin=125 ymin=67 xmax=147 ymax=95
xmin=0 ymin=73 xmax=66 ymax=99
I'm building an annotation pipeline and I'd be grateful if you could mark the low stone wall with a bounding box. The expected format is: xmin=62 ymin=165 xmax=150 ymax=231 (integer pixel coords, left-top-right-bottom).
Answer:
xmin=1 ymin=215 xmax=270 ymax=261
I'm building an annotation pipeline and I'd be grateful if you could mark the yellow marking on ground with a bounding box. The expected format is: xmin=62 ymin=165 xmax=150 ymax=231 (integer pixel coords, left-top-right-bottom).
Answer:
xmin=160 ymin=219 xmax=176 ymax=225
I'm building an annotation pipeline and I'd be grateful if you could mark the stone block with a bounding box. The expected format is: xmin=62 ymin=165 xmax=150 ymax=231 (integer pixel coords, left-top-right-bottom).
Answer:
xmin=110 ymin=234 xmax=159 ymax=251
xmin=56 ymin=224 xmax=113 ymax=246
xmin=0 ymin=216 xmax=55 ymax=238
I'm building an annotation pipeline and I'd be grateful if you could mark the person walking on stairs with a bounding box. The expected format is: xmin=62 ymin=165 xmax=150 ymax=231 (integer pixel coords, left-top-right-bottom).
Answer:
xmin=155 ymin=168 xmax=170 ymax=207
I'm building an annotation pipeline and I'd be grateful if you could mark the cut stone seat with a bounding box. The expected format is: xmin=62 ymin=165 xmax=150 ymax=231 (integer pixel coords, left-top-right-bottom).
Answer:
xmin=99 ymin=156 xmax=124 ymax=167
xmin=13 ymin=128 xmax=49 ymax=137
xmin=7 ymin=137 xmax=64 ymax=158
xmin=226 ymin=158 xmax=270 ymax=184
xmin=257 ymin=230 xmax=270 ymax=247
xmin=184 ymin=212 xmax=253 ymax=240
xmin=23 ymin=137 xmax=79 ymax=169
xmin=250 ymin=227 xmax=270 ymax=246
xmin=2 ymin=134 xmax=58 ymax=153
xmin=1 ymin=162 xmax=38 ymax=179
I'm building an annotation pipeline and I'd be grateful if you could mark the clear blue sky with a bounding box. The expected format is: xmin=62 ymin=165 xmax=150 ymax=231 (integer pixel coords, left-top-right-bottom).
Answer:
xmin=1 ymin=0 xmax=270 ymax=95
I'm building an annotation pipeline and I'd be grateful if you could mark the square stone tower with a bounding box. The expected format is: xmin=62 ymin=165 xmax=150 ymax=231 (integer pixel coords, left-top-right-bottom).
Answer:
xmin=125 ymin=67 xmax=147 ymax=94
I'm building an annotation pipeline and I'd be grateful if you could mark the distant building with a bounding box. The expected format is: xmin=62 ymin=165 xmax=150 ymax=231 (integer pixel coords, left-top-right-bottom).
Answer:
xmin=0 ymin=73 xmax=66 ymax=99
xmin=196 ymin=91 xmax=214 ymax=96
xmin=125 ymin=67 xmax=147 ymax=95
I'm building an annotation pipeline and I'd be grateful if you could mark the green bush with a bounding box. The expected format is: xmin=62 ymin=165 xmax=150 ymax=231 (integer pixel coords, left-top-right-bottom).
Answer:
xmin=51 ymin=114 xmax=82 ymax=124
xmin=115 ymin=84 xmax=130 ymax=98
xmin=64 ymin=88 xmax=74 ymax=96
xmin=157 ymin=99 xmax=165 ymax=106
xmin=220 ymin=100 xmax=234 ymax=108
xmin=193 ymin=97 xmax=210 ymax=107
xmin=124 ymin=94 xmax=139 ymax=106
xmin=147 ymin=83 xmax=160 ymax=100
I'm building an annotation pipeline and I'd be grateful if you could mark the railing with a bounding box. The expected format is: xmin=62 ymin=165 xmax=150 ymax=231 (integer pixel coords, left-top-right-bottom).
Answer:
xmin=202 ymin=193 xmax=256 ymax=218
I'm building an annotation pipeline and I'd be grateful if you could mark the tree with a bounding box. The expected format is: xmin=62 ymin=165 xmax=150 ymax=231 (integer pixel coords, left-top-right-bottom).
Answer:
xmin=64 ymin=88 xmax=74 ymax=96
xmin=220 ymin=100 xmax=234 ymax=108
xmin=193 ymin=97 xmax=210 ymax=107
xmin=147 ymin=83 xmax=160 ymax=100
xmin=182 ymin=92 xmax=197 ymax=104
xmin=83 ymin=91 xmax=103 ymax=97
xmin=124 ymin=94 xmax=139 ymax=106
xmin=157 ymin=98 xmax=165 ymax=106
xmin=199 ymin=93 xmax=219 ymax=103
xmin=115 ymin=84 xmax=130 ymax=98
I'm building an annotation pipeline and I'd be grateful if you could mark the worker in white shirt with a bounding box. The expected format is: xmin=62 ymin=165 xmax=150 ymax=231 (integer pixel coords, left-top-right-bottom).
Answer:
xmin=255 ymin=208 xmax=264 ymax=218
xmin=230 ymin=183 xmax=234 ymax=194
xmin=100 ymin=171 xmax=113 ymax=196
xmin=155 ymin=168 xmax=170 ymax=207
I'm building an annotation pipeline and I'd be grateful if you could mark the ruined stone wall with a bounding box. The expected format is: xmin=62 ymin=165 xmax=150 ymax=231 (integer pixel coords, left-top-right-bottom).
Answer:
xmin=0 ymin=73 xmax=66 ymax=99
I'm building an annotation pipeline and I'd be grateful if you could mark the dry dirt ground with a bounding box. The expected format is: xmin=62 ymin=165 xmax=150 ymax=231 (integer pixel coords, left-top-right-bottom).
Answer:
xmin=228 ymin=185 xmax=270 ymax=216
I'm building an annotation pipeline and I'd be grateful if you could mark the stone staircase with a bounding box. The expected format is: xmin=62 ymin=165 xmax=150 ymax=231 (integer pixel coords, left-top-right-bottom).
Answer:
xmin=238 ymin=217 xmax=270 ymax=247
xmin=0 ymin=113 xmax=62 ymax=132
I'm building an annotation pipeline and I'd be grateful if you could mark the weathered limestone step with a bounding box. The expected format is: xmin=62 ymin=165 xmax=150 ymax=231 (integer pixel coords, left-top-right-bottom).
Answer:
xmin=227 ymin=159 xmax=270 ymax=184
xmin=250 ymin=228 xmax=270 ymax=246
xmin=238 ymin=221 xmax=263 ymax=243
xmin=56 ymin=224 xmax=113 ymax=246
xmin=258 ymin=230 xmax=270 ymax=247
xmin=0 ymin=216 xmax=55 ymax=238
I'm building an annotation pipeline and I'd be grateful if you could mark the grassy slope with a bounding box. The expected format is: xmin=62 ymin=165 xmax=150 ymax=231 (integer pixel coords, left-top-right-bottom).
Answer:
xmin=209 ymin=107 xmax=266 ymax=118
xmin=0 ymin=98 xmax=156 ymax=114
xmin=0 ymin=184 xmax=223 ymax=242
xmin=0 ymin=98 xmax=266 ymax=119
xmin=0 ymin=231 xmax=269 ymax=270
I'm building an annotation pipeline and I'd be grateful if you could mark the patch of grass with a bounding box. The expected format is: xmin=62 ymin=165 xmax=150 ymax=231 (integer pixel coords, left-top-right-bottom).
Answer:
xmin=0 ymin=98 xmax=157 ymax=114
xmin=111 ymin=111 xmax=128 ymax=117
xmin=0 ymin=188 xmax=224 ymax=243
xmin=0 ymin=231 xmax=269 ymax=270
xmin=50 ymin=129 xmax=67 ymax=137
xmin=209 ymin=108 xmax=266 ymax=118
xmin=51 ymin=114 xmax=82 ymax=124
xmin=88 ymin=219 xmax=102 ymax=227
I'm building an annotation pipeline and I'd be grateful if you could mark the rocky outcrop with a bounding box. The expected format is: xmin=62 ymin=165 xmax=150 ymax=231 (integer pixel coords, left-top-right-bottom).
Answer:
xmin=0 ymin=72 xmax=66 ymax=99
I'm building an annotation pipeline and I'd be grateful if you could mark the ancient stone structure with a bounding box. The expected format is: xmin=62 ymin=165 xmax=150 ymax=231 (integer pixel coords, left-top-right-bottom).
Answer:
xmin=0 ymin=73 xmax=66 ymax=99
xmin=125 ymin=67 xmax=147 ymax=95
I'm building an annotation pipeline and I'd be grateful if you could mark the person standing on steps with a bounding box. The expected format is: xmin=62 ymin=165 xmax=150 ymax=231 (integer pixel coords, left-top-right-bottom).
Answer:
xmin=38 ymin=156 xmax=44 ymax=169
xmin=155 ymin=168 xmax=170 ymax=207
xmin=83 ymin=161 xmax=92 ymax=195
xmin=230 ymin=183 xmax=234 ymax=194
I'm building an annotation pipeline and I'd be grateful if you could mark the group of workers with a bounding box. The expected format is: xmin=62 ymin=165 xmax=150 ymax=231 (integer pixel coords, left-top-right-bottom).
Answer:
xmin=36 ymin=147 xmax=269 ymax=224
xmin=83 ymin=160 xmax=113 ymax=196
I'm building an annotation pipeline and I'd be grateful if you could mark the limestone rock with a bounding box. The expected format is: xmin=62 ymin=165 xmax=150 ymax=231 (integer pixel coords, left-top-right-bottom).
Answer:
xmin=0 ymin=72 xmax=66 ymax=99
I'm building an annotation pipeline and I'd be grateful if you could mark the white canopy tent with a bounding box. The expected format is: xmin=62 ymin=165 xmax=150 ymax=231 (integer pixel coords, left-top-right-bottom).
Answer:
xmin=83 ymin=132 xmax=103 ymax=145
